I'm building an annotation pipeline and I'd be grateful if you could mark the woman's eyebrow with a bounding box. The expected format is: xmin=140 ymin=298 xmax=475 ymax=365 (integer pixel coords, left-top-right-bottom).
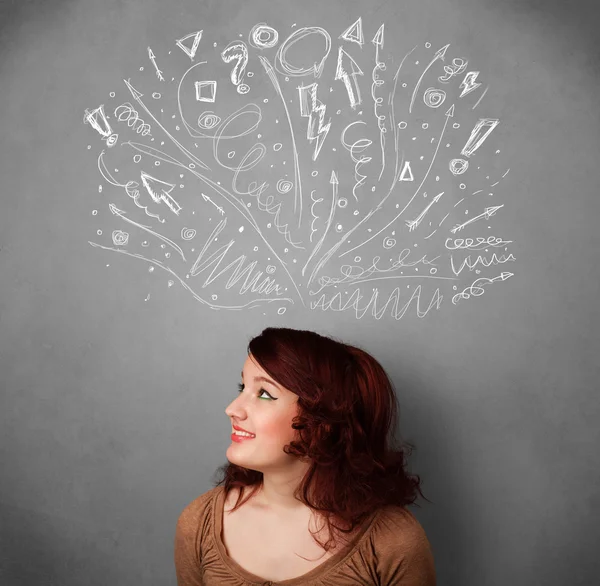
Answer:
xmin=240 ymin=370 xmax=282 ymax=391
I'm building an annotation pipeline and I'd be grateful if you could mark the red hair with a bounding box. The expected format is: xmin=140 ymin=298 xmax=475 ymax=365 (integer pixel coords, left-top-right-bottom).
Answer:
xmin=212 ymin=327 xmax=431 ymax=552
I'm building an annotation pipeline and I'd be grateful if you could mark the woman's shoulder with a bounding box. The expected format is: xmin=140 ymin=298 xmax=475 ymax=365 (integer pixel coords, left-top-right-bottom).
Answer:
xmin=176 ymin=486 xmax=223 ymax=533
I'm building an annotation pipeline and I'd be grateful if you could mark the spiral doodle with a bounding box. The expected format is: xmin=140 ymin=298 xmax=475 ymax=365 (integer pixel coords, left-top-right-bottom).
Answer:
xmin=383 ymin=237 xmax=396 ymax=249
xmin=112 ymin=230 xmax=129 ymax=246
xmin=423 ymin=87 xmax=447 ymax=108
xmin=197 ymin=111 xmax=221 ymax=130
xmin=276 ymin=179 xmax=293 ymax=194
xmin=249 ymin=23 xmax=279 ymax=49
xmin=181 ymin=227 xmax=196 ymax=241
xmin=114 ymin=102 xmax=152 ymax=135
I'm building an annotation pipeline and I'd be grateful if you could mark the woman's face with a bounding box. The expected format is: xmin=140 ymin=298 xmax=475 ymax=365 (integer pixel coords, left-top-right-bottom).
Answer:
xmin=225 ymin=354 xmax=303 ymax=474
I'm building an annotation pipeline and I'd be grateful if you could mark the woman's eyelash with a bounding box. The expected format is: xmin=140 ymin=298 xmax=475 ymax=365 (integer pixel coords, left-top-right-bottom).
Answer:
xmin=237 ymin=382 xmax=276 ymax=400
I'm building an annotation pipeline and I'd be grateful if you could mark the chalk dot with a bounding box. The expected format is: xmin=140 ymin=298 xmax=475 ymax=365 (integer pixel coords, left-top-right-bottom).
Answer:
xmin=335 ymin=224 xmax=343 ymax=232
xmin=165 ymin=252 xmax=171 ymax=258
xmin=154 ymin=161 xmax=160 ymax=165
xmin=460 ymin=184 xmax=466 ymax=189
xmin=263 ymin=98 xmax=269 ymax=103
xmin=336 ymin=110 xmax=341 ymax=114
xmin=425 ymin=42 xmax=431 ymax=48
xmin=99 ymin=185 xmax=103 ymax=192
xmin=420 ymin=156 xmax=424 ymax=160
xmin=139 ymin=67 xmax=144 ymax=71
xmin=422 ymin=123 xmax=429 ymax=129
xmin=415 ymin=61 xmax=419 ymax=65
xmin=372 ymin=186 xmax=376 ymax=192
xmin=399 ymin=121 xmax=407 ymax=129
xmin=285 ymin=77 xmax=290 ymax=81
xmin=412 ymin=136 xmax=417 ymax=140
xmin=97 ymin=230 xmax=102 ymax=235
xmin=92 ymin=210 xmax=98 ymax=215
xmin=168 ymin=280 xmax=174 ymax=287
xmin=87 ymin=145 xmax=91 ymax=149
xmin=311 ymin=170 xmax=318 ymax=177
xmin=453 ymin=123 xmax=460 ymax=129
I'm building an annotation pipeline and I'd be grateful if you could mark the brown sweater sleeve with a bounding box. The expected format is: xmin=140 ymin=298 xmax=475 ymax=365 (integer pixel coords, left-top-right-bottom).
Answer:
xmin=174 ymin=497 xmax=208 ymax=586
xmin=374 ymin=509 xmax=437 ymax=585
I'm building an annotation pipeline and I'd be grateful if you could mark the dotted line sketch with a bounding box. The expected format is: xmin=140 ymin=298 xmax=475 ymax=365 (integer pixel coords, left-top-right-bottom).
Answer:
xmin=83 ymin=17 xmax=515 ymax=319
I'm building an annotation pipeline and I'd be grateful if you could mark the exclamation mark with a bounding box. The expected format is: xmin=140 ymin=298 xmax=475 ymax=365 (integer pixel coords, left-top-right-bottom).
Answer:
xmin=449 ymin=118 xmax=499 ymax=176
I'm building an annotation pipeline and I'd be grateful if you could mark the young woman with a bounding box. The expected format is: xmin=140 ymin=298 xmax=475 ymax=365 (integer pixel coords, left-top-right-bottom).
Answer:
xmin=175 ymin=327 xmax=436 ymax=585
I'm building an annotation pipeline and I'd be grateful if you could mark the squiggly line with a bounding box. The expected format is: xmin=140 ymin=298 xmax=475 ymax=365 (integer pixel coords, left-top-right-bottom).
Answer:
xmin=114 ymin=103 xmax=152 ymax=136
xmin=309 ymin=189 xmax=324 ymax=243
xmin=452 ymin=272 xmax=513 ymax=304
xmin=88 ymin=241 xmax=293 ymax=309
xmin=371 ymin=25 xmax=387 ymax=182
xmin=341 ymin=121 xmax=372 ymax=201
xmin=310 ymin=285 xmax=443 ymax=320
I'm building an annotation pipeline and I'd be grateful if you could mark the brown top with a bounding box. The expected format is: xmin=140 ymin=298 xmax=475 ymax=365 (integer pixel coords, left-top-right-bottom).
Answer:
xmin=174 ymin=486 xmax=436 ymax=585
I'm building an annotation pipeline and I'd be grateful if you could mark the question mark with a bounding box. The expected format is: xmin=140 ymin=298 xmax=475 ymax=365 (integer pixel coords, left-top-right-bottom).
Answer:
xmin=221 ymin=41 xmax=250 ymax=94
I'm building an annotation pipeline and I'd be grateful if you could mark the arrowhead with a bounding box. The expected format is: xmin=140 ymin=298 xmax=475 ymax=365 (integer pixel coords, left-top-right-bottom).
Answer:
xmin=371 ymin=24 xmax=384 ymax=47
xmin=433 ymin=191 xmax=444 ymax=202
xmin=335 ymin=46 xmax=364 ymax=79
xmin=435 ymin=43 xmax=450 ymax=61
xmin=147 ymin=47 xmax=154 ymax=58
xmin=501 ymin=272 xmax=514 ymax=280
xmin=123 ymin=78 xmax=144 ymax=100
xmin=445 ymin=104 xmax=455 ymax=117
xmin=140 ymin=171 xmax=175 ymax=201
xmin=330 ymin=170 xmax=338 ymax=184
xmin=201 ymin=192 xmax=209 ymax=202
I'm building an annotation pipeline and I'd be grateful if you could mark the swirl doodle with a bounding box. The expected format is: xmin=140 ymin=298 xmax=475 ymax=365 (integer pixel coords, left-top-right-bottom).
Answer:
xmin=114 ymin=102 xmax=152 ymax=136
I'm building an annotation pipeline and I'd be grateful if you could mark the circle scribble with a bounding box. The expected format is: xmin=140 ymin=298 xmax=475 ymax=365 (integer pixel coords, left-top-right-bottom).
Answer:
xmin=112 ymin=230 xmax=129 ymax=246
xmin=197 ymin=111 xmax=222 ymax=130
xmin=449 ymin=158 xmax=469 ymax=175
xmin=423 ymin=87 xmax=447 ymax=108
xmin=276 ymin=179 xmax=293 ymax=194
xmin=181 ymin=228 xmax=196 ymax=241
xmin=249 ymin=23 xmax=279 ymax=49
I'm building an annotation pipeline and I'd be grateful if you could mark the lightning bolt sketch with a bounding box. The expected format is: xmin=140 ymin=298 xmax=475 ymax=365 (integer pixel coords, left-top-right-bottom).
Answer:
xmin=298 ymin=83 xmax=331 ymax=161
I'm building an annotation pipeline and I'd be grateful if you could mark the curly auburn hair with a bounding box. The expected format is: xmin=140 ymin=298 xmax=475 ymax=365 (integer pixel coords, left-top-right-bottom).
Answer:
xmin=212 ymin=327 xmax=431 ymax=554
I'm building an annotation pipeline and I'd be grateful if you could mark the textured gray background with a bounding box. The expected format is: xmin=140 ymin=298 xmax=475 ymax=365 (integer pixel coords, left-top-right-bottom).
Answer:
xmin=1 ymin=0 xmax=599 ymax=584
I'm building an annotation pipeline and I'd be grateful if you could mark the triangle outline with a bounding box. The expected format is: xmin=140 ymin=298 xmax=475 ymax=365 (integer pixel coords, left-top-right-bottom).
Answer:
xmin=176 ymin=30 xmax=203 ymax=60
xmin=339 ymin=17 xmax=364 ymax=47
xmin=399 ymin=161 xmax=414 ymax=182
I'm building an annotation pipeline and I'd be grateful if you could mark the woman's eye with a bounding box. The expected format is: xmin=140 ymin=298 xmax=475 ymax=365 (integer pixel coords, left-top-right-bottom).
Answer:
xmin=237 ymin=382 xmax=273 ymax=400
